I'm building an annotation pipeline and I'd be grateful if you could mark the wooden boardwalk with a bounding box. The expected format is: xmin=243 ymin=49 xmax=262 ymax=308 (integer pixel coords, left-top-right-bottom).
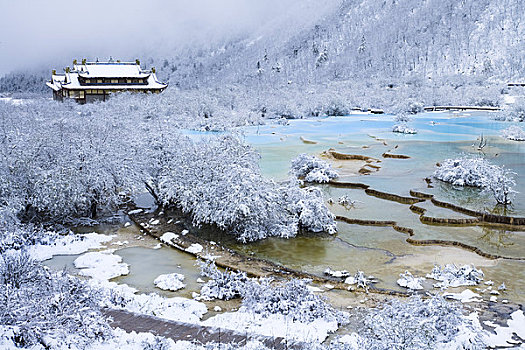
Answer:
xmin=102 ymin=308 xmax=306 ymax=349
xmin=423 ymin=105 xmax=500 ymax=112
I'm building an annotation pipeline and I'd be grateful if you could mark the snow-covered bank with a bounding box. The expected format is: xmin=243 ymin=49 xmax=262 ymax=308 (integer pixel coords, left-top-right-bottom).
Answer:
xmin=502 ymin=125 xmax=525 ymax=141
xmin=28 ymin=232 xmax=114 ymax=261
xmin=203 ymin=309 xmax=337 ymax=343
xmin=0 ymin=325 xmax=276 ymax=350
xmin=484 ymin=310 xmax=525 ymax=348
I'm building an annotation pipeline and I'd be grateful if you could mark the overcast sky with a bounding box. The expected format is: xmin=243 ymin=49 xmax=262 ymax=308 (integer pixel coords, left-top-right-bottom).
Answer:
xmin=0 ymin=0 xmax=314 ymax=75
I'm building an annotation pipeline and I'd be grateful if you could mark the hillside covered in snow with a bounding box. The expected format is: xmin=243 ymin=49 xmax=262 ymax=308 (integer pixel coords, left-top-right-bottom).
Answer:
xmin=2 ymin=0 xmax=525 ymax=99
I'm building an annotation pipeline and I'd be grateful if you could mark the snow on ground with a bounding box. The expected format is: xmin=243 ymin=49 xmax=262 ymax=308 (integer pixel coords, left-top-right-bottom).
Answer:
xmin=504 ymin=95 xmax=517 ymax=104
xmin=307 ymin=285 xmax=324 ymax=293
xmin=397 ymin=271 xmax=425 ymax=290
xmin=127 ymin=209 xmax=143 ymax=215
xmin=154 ymin=273 xmax=186 ymax=291
xmin=0 ymin=325 xmax=273 ymax=350
xmin=28 ymin=232 xmax=114 ymax=261
xmin=484 ymin=310 xmax=525 ymax=348
xmin=88 ymin=328 xmax=177 ymax=350
xmin=202 ymin=307 xmax=338 ymax=343
xmin=392 ymin=123 xmax=417 ymax=134
xmin=0 ymin=97 xmax=26 ymax=105
xmin=334 ymin=334 xmax=360 ymax=348
xmin=436 ymin=312 xmax=487 ymax=350
xmin=426 ymin=264 xmax=484 ymax=289
xmin=74 ymin=250 xmax=129 ymax=280
xmin=186 ymin=243 xmax=203 ymax=254
xmin=324 ymin=267 xmax=350 ymax=278
xmin=92 ymin=278 xmax=207 ymax=324
xmin=114 ymin=292 xmax=206 ymax=323
xmin=443 ymin=289 xmax=482 ymax=303
xmin=0 ymin=326 xmax=22 ymax=350
xmin=97 ymin=330 xmax=274 ymax=349
xmin=160 ymin=232 xmax=179 ymax=244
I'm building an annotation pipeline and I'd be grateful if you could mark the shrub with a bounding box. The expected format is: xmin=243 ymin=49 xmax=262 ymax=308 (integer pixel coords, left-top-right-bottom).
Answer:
xmin=291 ymin=154 xmax=339 ymax=183
xmin=199 ymin=262 xmax=348 ymax=325
xmin=199 ymin=260 xmax=251 ymax=301
xmin=433 ymin=156 xmax=517 ymax=205
xmin=0 ymin=250 xmax=111 ymax=348
xmin=242 ymin=279 xmax=348 ymax=325
xmin=392 ymin=123 xmax=417 ymax=134
xmin=501 ymin=125 xmax=525 ymax=141
xmin=354 ymin=296 xmax=485 ymax=349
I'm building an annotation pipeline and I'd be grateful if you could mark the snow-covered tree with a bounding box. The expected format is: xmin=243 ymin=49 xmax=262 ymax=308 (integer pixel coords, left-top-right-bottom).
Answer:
xmin=0 ymin=98 xmax=335 ymax=242
xmin=148 ymin=134 xmax=336 ymax=242
xmin=290 ymin=153 xmax=339 ymax=183
xmin=0 ymin=101 xmax=136 ymax=223
xmin=434 ymin=156 xmax=517 ymax=205
xmin=501 ymin=125 xmax=525 ymax=141
xmin=496 ymin=97 xmax=525 ymax=122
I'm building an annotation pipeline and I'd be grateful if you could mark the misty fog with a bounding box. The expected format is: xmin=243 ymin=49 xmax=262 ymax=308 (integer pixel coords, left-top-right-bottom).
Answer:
xmin=0 ymin=0 xmax=330 ymax=75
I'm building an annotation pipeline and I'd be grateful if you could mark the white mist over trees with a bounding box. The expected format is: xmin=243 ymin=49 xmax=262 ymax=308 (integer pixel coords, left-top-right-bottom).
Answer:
xmin=148 ymin=0 xmax=525 ymax=88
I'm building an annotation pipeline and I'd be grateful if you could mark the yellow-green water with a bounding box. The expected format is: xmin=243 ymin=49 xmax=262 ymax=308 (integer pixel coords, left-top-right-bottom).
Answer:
xmin=230 ymin=111 xmax=525 ymax=302
xmin=45 ymin=111 xmax=525 ymax=304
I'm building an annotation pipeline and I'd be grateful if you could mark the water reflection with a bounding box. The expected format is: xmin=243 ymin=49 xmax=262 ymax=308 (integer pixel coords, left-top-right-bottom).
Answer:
xmin=113 ymin=246 xmax=202 ymax=298
xmin=478 ymin=226 xmax=516 ymax=249
xmin=222 ymin=112 xmax=525 ymax=301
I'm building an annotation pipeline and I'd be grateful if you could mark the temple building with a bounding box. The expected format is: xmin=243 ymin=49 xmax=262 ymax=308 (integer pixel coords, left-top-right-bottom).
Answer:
xmin=46 ymin=59 xmax=167 ymax=103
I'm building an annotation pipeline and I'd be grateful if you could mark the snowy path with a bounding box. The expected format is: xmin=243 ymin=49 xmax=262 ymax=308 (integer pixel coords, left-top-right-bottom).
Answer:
xmin=103 ymin=308 xmax=305 ymax=349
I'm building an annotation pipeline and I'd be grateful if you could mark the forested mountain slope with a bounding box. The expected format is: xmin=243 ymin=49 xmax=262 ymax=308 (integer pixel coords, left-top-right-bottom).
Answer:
xmin=150 ymin=0 xmax=525 ymax=89
xmin=2 ymin=0 xmax=524 ymax=96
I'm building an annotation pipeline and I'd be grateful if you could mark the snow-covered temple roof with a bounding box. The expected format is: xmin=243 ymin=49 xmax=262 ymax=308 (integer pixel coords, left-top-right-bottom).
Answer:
xmin=76 ymin=62 xmax=150 ymax=78
xmin=46 ymin=59 xmax=168 ymax=93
